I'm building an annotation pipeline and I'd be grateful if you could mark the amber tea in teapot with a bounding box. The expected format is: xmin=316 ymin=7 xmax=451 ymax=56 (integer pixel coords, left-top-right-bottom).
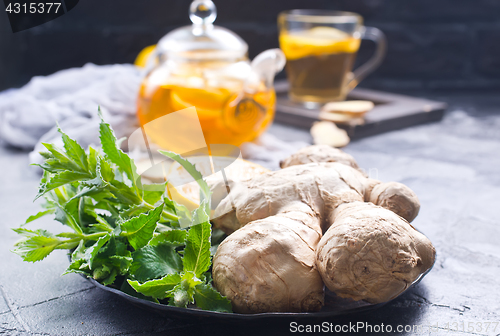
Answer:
xmin=137 ymin=1 xmax=284 ymax=148
xmin=137 ymin=60 xmax=276 ymax=147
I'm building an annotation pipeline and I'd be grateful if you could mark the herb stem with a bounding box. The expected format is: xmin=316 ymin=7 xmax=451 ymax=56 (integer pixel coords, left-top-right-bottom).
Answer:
xmin=142 ymin=202 xmax=179 ymax=221
xmin=56 ymin=231 xmax=109 ymax=250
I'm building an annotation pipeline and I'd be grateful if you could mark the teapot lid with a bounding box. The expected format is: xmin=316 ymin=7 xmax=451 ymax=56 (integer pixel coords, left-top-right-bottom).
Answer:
xmin=157 ymin=0 xmax=248 ymax=61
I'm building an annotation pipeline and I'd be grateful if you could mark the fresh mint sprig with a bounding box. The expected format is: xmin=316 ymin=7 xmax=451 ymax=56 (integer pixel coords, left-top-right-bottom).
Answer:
xmin=11 ymin=110 xmax=231 ymax=313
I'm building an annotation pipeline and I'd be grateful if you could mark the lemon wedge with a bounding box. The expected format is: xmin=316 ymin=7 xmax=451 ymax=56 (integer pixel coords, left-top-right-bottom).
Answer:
xmin=134 ymin=45 xmax=157 ymax=68
xmin=280 ymin=27 xmax=360 ymax=60
xmin=170 ymin=86 xmax=232 ymax=116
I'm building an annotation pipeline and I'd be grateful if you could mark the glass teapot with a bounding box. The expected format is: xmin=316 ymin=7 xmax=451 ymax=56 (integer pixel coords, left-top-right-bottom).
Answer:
xmin=137 ymin=0 xmax=285 ymax=148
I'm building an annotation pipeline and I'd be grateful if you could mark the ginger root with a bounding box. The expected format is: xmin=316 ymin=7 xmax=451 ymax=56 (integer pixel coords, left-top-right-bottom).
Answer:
xmin=316 ymin=202 xmax=434 ymax=303
xmin=368 ymin=182 xmax=420 ymax=223
xmin=280 ymin=145 xmax=362 ymax=173
xmin=310 ymin=121 xmax=350 ymax=148
xmin=211 ymin=145 xmax=435 ymax=313
xmin=213 ymin=203 xmax=324 ymax=313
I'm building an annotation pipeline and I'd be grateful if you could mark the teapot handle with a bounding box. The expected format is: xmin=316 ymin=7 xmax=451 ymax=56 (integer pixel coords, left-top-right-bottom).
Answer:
xmin=249 ymin=49 xmax=286 ymax=89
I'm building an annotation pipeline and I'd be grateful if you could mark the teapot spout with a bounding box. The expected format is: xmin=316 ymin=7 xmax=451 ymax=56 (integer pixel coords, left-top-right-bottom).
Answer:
xmin=249 ymin=49 xmax=286 ymax=90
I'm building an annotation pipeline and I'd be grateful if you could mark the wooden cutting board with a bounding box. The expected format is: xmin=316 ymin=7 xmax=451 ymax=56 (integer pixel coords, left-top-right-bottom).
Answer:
xmin=274 ymin=80 xmax=447 ymax=139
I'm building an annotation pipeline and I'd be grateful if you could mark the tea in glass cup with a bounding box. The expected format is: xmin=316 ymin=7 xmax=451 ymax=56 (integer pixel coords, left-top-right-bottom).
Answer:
xmin=279 ymin=10 xmax=386 ymax=104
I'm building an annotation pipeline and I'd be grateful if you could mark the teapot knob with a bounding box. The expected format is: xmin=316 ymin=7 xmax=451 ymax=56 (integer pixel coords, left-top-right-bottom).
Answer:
xmin=190 ymin=0 xmax=217 ymax=26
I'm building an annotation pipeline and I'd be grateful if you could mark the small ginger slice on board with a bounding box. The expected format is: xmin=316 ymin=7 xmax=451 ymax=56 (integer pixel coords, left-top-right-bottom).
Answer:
xmin=319 ymin=100 xmax=374 ymax=124
xmin=321 ymin=100 xmax=374 ymax=116
xmin=318 ymin=111 xmax=365 ymax=125
xmin=311 ymin=121 xmax=350 ymax=148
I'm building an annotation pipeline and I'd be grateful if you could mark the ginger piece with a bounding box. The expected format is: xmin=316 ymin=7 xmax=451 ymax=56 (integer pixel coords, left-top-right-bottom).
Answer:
xmin=213 ymin=203 xmax=324 ymax=313
xmin=311 ymin=121 xmax=350 ymax=148
xmin=318 ymin=100 xmax=374 ymax=124
xmin=211 ymin=146 xmax=433 ymax=313
xmin=318 ymin=111 xmax=365 ymax=125
xmin=280 ymin=144 xmax=362 ymax=173
xmin=321 ymin=100 xmax=374 ymax=116
xmin=368 ymin=182 xmax=420 ymax=223
xmin=316 ymin=202 xmax=435 ymax=304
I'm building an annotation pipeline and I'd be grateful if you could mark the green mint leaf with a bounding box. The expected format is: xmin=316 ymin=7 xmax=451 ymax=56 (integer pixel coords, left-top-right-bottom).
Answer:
xmin=76 ymin=197 xmax=93 ymax=228
xmin=127 ymin=273 xmax=182 ymax=299
xmin=23 ymin=209 xmax=55 ymax=225
xmin=100 ymin=268 xmax=118 ymax=286
xmin=194 ymin=283 xmax=232 ymax=312
xmin=182 ymin=221 xmax=211 ymax=277
xmin=142 ymin=187 xmax=165 ymax=205
xmin=66 ymin=186 xmax=111 ymax=205
xmin=71 ymin=239 xmax=87 ymax=260
xmin=41 ymin=143 xmax=82 ymax=173
xmin=98 ymin=113 xmax=139 ymax=189
xmin=130 ymin=243 xmax=183 ymax=282
xmin=108 ymin=255 xmax=133 ymax=275
xmin=109 ymin=180 xmax=142 ymax=205
xmin=94 ymin=236 xmax=133 ymax=276
xmin=35 ymin=160 xmax=70 ymax=173
xmin=93 ymin=213 xmax=114 ymax=232
xmin=12 ymin=229 xmax=61 ymax=262
xmin=118 ymin=204 xmax=151 ymax=219
xmin=84 ymin=234 xmax=110 ymax=269
xmin=87 ymin=146 xmax=98 ymax=175
xmin=43 ymin=187 xmax=82 ymax=235
xmin=92 ymin=264 xmax=116 ymax=284
xmin=58 ymin=126 xmax=88 ymax=172
xmin=120 ymin=204 xmax=163 ymax=250
xmin=12 ymin=228 xmax=49 ymax=238
xmin=97 ymin=155 xmax=114 ymax=182
xmin=64 ymin=262 xmax=90 ymax=276
xmin=64 ymin=240 xmax=91 ymax=276
xmin=80 ymin=175 xmax=105 ymax=189
xmin=35 ymin=171 xmax=91 ymax=200
xmin=41 ymin=143 xmax=71 ymax=164
xmin=98 ymin=236 xmax=130 ymax=257
xmin=200 ymin=271 xmax=212 ymax=285
xmin=39 ymin=151 xmax=54 ymax=160
xmin=51 ymin=200 xmax=83 ymax=234
xmin=149 ymin=229 xmax=187 ymax=247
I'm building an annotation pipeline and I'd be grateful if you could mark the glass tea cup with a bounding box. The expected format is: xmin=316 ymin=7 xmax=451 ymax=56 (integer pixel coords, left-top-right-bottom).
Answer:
xmin=278 ymin=10 xmax=386 ymax=105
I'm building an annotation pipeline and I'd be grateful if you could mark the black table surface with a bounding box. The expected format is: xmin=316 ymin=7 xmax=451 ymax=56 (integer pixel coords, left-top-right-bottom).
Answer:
xmin=1 ymin=93 xmax=499 ymax=336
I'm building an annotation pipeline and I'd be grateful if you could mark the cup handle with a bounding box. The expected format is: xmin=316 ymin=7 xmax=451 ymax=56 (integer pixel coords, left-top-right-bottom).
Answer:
xmin=347 ymin=26 xmax=386 ymax=91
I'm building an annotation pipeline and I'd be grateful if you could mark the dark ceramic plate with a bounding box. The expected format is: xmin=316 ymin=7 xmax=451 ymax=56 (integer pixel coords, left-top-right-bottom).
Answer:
xmin=79 ymin=246 xmax=435 ymax=320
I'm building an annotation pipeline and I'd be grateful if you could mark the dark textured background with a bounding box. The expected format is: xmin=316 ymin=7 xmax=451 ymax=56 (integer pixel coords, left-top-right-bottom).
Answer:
xmin=1 ymin=0 xmax=500 ymax=92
